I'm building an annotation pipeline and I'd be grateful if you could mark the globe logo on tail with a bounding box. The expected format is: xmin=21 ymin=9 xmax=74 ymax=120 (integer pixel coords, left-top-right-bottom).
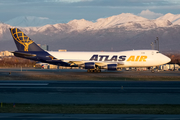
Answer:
xmin=10 ymin=28 xmax=34 ymax=51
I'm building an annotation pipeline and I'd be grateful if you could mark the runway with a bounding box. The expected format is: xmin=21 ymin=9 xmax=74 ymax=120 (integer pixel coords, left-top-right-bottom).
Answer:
xmin=1 ymin=80 xmax=180 ymax=104
xmin=0 ymin=68 xmax=180 ymax=119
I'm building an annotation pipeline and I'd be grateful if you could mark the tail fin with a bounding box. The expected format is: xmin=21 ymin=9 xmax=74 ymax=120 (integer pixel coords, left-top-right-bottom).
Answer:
xmin=10 ymin=28 xmax=44 ymax=51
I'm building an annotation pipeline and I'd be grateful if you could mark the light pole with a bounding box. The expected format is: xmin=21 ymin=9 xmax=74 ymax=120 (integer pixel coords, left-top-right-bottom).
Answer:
xmin=154 ymin=40 xmax=156 ymax=50
xmin=156 ymin=37 xmax=159 ymax=51
xmin=151 ymin=42 xmax=154 ymax=50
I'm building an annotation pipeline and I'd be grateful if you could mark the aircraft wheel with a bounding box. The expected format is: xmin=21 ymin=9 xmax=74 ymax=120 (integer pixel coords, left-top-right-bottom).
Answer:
xmin=90 ymin=70 xmax=94 ymax=73
xmin=97 ymin=69 xmax=101 ymax=73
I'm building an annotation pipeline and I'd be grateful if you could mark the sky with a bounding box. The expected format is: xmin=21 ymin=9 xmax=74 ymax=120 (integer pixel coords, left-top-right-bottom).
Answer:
xmin=0 ymin=0 xmax=180 ymax=23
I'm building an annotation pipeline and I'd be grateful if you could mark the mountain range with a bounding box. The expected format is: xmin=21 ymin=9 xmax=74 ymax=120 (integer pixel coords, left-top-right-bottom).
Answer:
xmin=0 ymin=13 xmax=180 ymax=53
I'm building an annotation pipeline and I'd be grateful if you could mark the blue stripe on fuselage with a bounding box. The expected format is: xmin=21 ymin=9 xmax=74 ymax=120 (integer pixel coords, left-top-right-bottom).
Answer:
xmin=13 ymin=51 xmax=70 ymax=66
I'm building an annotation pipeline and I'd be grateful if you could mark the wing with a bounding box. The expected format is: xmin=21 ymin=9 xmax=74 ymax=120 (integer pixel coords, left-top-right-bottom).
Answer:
xmin=61 ymin=59 xmax=124 ymax=67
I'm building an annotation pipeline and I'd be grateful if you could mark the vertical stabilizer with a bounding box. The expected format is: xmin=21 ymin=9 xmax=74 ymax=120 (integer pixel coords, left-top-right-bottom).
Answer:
xmin=10 ymin=28 xmax=44 ymax=51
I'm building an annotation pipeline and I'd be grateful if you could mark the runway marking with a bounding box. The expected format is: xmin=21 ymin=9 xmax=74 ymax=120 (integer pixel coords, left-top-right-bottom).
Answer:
xmin=0 ymin=83 xmax=48 ymax=86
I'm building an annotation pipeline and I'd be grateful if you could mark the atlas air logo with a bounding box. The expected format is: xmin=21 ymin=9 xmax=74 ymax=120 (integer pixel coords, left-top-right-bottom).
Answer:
xmin=89 ymin=55 xmax=147 ymax=62
xmin=127 ymin=56 xmax=147 ymax=62
xmin=10 ymin=28 xmax=33 ymax=51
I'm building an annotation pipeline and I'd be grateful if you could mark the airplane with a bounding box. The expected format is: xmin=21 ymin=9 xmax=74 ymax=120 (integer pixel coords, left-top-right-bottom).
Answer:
xmin=9 ymin=28 xmax=171 ymax=73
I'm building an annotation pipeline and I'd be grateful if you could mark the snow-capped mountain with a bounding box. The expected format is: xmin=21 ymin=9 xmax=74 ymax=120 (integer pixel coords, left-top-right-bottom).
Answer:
xmin=34 ymin=13 xmax=173 ymax=33
xmin=0 ymin=23 xmax=11 ymax=35
xmin=157 ymin=13 xmax=180 ymax=25
xmin=4 ymin=13 xmax=180 ymax=28
xmin=0 ymin=13 xmax=180 ymax=52
xmin=5 ymin=16 xmax=62 ymax=27
xmin=93 ymin=13 xmax=148 ymax=29
xmin=67 ymin=19 xmax=94 ymax=31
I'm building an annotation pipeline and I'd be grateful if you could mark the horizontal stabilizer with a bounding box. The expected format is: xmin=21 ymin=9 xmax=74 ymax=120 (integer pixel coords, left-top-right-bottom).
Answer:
xmin=12 ymin=51 xmax=36 ymax=57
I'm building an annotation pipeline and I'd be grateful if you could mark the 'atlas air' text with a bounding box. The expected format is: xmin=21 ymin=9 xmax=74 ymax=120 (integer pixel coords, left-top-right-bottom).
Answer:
xmin=89 ymin=55 xmax=147 ymax=62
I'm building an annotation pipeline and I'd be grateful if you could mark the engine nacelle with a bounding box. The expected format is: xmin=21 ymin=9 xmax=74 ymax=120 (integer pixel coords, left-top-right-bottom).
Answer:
xmin=107 ymin=64 xmax=117 ymax=70
xmin=84 ymin=62 xmax=95 ymax=69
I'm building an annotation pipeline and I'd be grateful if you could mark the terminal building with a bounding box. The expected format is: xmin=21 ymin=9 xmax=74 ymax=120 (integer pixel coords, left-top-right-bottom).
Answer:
xmin=0 ymin=51 xmax=14 ymax=57
xmin=159 ymin=64 xmax=179 ymax=71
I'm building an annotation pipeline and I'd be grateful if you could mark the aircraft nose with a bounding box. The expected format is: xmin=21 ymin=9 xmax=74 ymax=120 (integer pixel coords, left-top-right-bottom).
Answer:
xmin=163 ymin=55 xmax=171 ymax=64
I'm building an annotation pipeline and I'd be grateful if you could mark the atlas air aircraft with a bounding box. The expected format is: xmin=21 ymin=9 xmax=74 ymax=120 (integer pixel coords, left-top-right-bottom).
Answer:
xmin=9 ymin=28 xmax=171 ymax=73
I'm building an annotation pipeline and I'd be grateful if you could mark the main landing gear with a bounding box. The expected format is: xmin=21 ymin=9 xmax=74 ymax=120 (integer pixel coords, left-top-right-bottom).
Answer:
xmin=87 ymin=69 xmax=101 ymax=73
xmin=151 ymin=69 xmax=155 ymax=73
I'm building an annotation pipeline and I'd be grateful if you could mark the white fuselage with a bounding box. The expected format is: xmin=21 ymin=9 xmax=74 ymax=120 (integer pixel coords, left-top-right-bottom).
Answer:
xmin=48 ymin=50 xmax=171 ymax=68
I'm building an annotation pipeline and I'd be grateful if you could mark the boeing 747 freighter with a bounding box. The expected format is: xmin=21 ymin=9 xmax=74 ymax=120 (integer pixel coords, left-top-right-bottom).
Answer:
xmin=9 ymin=28 xmax=171 ymax=72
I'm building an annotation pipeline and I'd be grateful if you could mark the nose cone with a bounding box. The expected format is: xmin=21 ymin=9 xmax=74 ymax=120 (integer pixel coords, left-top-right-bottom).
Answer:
xmin=162 ymin=55 xmax=171 ymax=64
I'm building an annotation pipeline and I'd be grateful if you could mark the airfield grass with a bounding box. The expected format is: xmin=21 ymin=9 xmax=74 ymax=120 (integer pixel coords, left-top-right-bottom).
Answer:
xmin=0 ymin=69 xmax=179 ymax=81
xmin=0 ymin=75 xmax=180 ymax=81
xmin=0 ymin=103 xmax=180 ymax=114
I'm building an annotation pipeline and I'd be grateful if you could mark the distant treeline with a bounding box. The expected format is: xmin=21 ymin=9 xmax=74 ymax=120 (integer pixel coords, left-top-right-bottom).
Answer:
xmin=0 ymin=56 xmax=37 ymax=67
xmin=165 ymin=54 xmax=180 ymax=65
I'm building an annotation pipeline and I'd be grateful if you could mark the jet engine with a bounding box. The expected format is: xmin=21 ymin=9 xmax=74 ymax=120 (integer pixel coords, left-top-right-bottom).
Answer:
xmin=107 ymin=64 xmax=117 ymax=70
xmin=83 ymin=62 xmax=95 ymax=69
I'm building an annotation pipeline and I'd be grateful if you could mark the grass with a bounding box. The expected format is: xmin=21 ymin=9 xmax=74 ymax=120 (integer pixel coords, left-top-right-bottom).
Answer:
xmin=0 ymin=70 xmax=180 ymax=81
xmin=0 ymin=68 xmax=180 ymax=81
xmin=1 ymin=104 xmax=180 ymax=114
